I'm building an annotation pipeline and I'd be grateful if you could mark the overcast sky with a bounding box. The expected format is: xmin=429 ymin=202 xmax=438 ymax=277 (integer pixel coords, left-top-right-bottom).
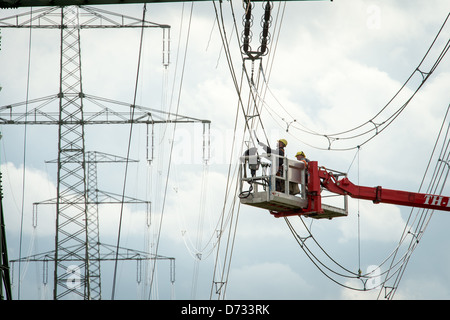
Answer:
xmin=1 ymin=0 xmax=450 ymax=300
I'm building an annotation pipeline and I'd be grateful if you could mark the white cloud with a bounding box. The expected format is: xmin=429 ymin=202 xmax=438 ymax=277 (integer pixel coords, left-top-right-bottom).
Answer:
xmin=391 ymin=276 xmax=450 ymax=300
xmin=227 ymin=262 xmax=313 ymax=300
xmin=341 ymin=273 xmax=450 ymax=300
xmin=340 ymin=284 xmax=381 ymax=300
xmin=2 ymin=0 xmax=450 ymax=301
xmin=337 ymin=200 xmax=407 ymax=243
xmin=1 ymin=162 xmax=56 ymax=237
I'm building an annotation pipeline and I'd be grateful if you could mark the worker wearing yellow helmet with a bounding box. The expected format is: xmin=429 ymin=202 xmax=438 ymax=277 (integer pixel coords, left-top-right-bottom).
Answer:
xmin=277 ymin=137 xmax=287 ymax=161
xmin=274 ymin=139 xmax=287 ymax=192
xmin=276 ymin=139 xmax=287 ymax=169
xmin=295 ymin=150 xmax=305 ymax=158
xmin=259 ymin=138 xmax=287 ymax=162
xmin=278 ymin=139 xmax=287 ymax=148
xmin=295 ymin=151 xmax=309 ymax=167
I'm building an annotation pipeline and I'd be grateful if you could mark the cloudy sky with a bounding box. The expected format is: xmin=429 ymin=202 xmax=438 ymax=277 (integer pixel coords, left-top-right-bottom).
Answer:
xmin=1 ymin=0 xmax=450 ymax=301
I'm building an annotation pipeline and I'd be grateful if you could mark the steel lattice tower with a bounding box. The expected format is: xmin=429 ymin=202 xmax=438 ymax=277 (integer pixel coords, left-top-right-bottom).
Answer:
xmin=54 ymin=5 xmax=89 ymax=300
xmin=0 ymin=6 xmax=210 ymax=299
xmin=86 ymin=151 xmax=102 ymax=300
xmin=44 ymin=151 xmax=141 ymax=300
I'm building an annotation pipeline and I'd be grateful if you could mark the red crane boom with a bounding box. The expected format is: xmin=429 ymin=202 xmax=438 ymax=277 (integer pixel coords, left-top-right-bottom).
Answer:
xmin=271 ymin=160 xmax=450 ymax=218
xmin=318 ymin=162 xmax=450 ymax=211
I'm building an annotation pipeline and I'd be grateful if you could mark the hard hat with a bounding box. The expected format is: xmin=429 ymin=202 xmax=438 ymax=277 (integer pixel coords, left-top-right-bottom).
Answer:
xmin=296 ymin=151 xmax=305 ymax=157
xmin=278 ymin=139 xmax=288 ymax=146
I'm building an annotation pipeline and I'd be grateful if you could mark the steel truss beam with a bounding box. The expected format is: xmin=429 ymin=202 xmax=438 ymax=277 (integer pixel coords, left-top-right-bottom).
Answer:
xmin=9 ymin=243 xmax=175 ymax=297
xmin=0 ymin=93 xmax=210 ymax=125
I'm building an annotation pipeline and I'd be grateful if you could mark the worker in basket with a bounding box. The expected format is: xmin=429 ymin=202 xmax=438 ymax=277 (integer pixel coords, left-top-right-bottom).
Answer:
xmin=295 ymin=150 xmax=310 ymax=184
xmin=295 ymin=151 xmax=309 ymax=167
xmin=258 ymin=138 xmax=287 ymax=192
xmin=292 ymin=150 xmax=310 ymax=195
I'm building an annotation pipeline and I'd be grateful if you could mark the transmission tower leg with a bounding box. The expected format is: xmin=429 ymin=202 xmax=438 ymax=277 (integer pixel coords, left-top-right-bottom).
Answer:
xmin=1 ymin=172 xmax=13 ymax=300
xmin=86 ymin=152 xmax=102 ymax=300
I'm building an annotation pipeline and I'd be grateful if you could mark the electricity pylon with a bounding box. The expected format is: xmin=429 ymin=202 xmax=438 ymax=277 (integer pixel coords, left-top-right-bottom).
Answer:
xmin=15 ymin=151 xmax=163 ymax=300
xmin=0 ymin=132 xmax=13 ymax=300
xmin=35 ymin=151 xmax=145 ymax=300
xmin=0 ymin=6 xmax=209 ymax=299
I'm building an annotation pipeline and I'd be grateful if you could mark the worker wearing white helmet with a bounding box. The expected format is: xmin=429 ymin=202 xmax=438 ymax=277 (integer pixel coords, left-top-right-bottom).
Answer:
xmin=258 ymin=138 xmax=288 ymax=192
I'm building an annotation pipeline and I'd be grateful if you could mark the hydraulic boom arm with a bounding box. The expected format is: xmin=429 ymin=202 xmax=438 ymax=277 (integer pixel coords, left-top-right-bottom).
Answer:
xmin=239 ymin=157 xmax=449 ymax=219
xmin=316 ymin=162 xmax=450 ymax=212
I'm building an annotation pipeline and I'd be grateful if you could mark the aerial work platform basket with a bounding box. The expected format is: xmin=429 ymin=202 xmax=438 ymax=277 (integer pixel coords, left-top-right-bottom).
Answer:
xmin=240 ymin=148 xmax=450 ymax=218
xmin=238 ymin=152 xmax=348 ymax=219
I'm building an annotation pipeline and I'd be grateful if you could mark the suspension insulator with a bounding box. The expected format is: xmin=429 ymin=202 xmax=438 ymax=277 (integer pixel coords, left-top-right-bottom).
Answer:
xmin=241 ymin=0 xmax=273 ymax=59
xmin=259 ymin=1 xmax=272 ymax=55
xmin=242 ymin=20 xmax=253 ymax=53
xmin=263 ymin=1 xmax=272 ymax=23
xmin=242 ymin=0 xmax=254 ymax=54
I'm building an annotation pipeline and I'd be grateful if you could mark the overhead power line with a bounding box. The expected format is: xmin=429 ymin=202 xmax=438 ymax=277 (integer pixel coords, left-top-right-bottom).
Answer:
xmin=260 ymin=12 xmax=450 ymax=151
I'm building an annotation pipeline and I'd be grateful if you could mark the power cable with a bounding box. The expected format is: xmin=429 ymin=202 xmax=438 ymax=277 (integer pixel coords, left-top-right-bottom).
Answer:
xmin=206 ymin=0 xmax=450 ymax=299
xmin=280 ymin=103 xmax=449 ymax=294
xmin=356 ymin=146 xmax=361 ymax=277
xmin=209 ymin=0 xmax=248 ymax=299
xmin=282 ymin=102 xmax=450 ymax=296
xmin=209 ymin=0 xmax=287 ymax=299
xmin=111 ymin=4 xmax=147 ymax=300
xmin=190 ymin=161 xmax=209 ymax=299
xmin=285 ymin=214 xmax=418 ymax=292
xmin=216 ymin=2 xmax=450 ymax=298
xmin=378 ymin=103 xmax=450 ymax=299
xmin=17 ymin=8 xmax=33 ymax=300
xmin=147 ymin=1 xmax=194 ymax=300
xmin=259 ymin=12 xmax=450 ymax=151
